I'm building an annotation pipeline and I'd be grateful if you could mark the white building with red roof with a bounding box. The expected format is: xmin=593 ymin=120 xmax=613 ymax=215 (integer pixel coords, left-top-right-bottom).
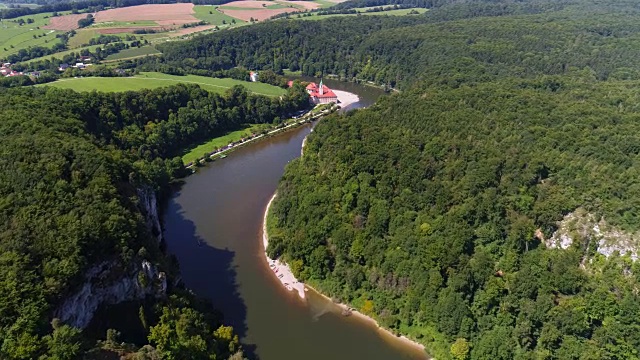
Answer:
xmin=306 ymin=80 xmax=338 ymax=105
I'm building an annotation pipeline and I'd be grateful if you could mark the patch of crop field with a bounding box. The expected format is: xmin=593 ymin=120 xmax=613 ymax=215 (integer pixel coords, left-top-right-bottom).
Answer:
xmin=88 ymin=20 xmax=159 ymax=28
xmin=181 ymin=123 xmax=265 ymax=165
xmin=193 ymin=5 xmax=247 ymax=26
xmin=67 ymin=29 xmax=99 ymax=48
xmin=0 ymin=13 xmax=64 ymax=59
xmin=45 ymin=4 xmax=199 ymax=31
xmin=294 ymin=7 xmax=427 ymax=20
xmin=104 ymin=45 xmax=160 ymax=60
xmin=40 ymin=72 xmax=288 ymax=96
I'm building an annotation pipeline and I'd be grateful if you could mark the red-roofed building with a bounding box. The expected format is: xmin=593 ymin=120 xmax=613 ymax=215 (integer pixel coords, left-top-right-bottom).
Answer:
xmin=306 ymin=80 xmax=338 ymax=104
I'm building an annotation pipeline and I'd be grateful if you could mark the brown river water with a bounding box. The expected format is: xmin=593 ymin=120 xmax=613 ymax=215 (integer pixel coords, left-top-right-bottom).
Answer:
xmin=163 ymin=80 xmax=430 ymax=360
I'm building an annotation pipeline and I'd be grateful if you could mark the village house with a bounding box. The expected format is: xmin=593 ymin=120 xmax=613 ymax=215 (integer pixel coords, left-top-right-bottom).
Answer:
xmin=6 ymin=70 xmax=24 ymax=77
xmin=306 ymin=80 xmax=338 ymax=104
xmin=249 ymin=71 xmax=259 ymax=82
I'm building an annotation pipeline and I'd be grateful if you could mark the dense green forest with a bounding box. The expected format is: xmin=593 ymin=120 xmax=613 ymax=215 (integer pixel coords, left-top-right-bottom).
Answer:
xmin=0 ymin=83 xmax=307 ymax=358
xmin=262 ymin=0 xmax=640 ymax=359
xmin=145 ymin=0 xmax=640 ymax=89
xmin=10 ymin=0 xmax=640 ymax=358
xmin=270 ymin=76 xmax=640 ymax=360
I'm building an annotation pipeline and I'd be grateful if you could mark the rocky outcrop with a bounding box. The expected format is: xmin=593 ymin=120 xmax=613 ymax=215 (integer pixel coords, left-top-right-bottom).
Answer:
xmin=55 ymin=188 xmax=167 ymax=329
xmin=138 ymin=187 xmax=163 ymax=243
xmin=56 ymin=260 xmax=167 ymax=329
xmin=545 ymin=208 xmax=640 ymax=261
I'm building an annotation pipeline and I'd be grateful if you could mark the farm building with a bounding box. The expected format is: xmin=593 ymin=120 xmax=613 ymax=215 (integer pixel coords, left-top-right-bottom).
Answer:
xmin=306 ymin=80 xmax=337 ymax=104
xmin=250 ymin=71 xmax=259 ymax=82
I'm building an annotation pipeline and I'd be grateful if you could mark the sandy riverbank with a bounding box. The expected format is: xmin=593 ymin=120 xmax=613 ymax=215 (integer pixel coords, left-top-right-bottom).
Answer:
xmin=262 ymin=194 xmax=429 ymax=356
xmin=262 ymin=193 xmax=306 ymax=299
xmin=334 ymin=89 xmax=360 ymax=109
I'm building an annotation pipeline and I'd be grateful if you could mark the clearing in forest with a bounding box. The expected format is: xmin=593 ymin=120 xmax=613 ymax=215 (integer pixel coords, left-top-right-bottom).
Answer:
xmin=217 ymin=0 xmax=321 ymax=21
xmin=39 ymin=72 xmax=287 ymax=96
xmin=296 ymin=7 xmax=428 ymax=20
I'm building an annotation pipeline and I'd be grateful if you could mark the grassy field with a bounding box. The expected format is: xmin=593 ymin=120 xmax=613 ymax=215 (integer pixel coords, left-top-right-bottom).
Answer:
xmin=193 ymin=5 xmax=247 ymax=27
xmin=182 ymin=124 xmax=266 ymax=164
xmin=67 ymin=28 xmax=99 ymax=48
xmin=0 ymin=12 xmax=64 ymax=59
xmin=296 ymin=7 xmax=427 ymax=20
xmin=104 ymin=45 xmax=160 ymax=60
xmin=23 ymin=43 xmax=114 ymax=63
xmin=40 ymin=72 xmax=287 ymax=96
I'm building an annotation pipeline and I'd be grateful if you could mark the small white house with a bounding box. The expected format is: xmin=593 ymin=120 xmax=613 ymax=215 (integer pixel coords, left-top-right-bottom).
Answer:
xmin=249 ymin=71 xmax=258 ymax=82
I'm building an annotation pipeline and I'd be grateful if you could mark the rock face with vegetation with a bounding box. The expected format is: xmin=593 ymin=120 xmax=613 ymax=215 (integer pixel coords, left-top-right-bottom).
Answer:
xmin=547 ymin=209 xmax=640 ymax=262
xmin=56 ymin=259 xmax=167 ymax=329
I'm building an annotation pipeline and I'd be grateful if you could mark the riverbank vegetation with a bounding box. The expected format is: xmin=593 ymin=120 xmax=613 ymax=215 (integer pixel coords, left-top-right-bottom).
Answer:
xmin=0 ymin=81 xmax=308 ymax=359
xmin=264 ymin=0 xmax=640 ymax=359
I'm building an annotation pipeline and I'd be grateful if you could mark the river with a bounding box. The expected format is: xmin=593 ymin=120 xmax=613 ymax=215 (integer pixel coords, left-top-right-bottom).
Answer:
xmin=163 ymin=81 xmax=429 ymax=360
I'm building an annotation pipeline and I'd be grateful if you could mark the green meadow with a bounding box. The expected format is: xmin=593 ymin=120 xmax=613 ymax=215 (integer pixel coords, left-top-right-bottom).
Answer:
xmin=193 ymin=5 xmax=246 ymax=27
xmin=40 ymin=72 xmax=287 ymax=96
xmin=181 ymin=124 xmax=266 ymax=164
xmin=104 ymin=45 xmax=160 ymax=61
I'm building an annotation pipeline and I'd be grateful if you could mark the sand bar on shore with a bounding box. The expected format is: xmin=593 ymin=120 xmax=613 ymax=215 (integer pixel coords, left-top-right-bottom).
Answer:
xmin=334 ymin=89 xmax=360 ymax=109
xmin=262 ymin=193 xmax=306 ymax=299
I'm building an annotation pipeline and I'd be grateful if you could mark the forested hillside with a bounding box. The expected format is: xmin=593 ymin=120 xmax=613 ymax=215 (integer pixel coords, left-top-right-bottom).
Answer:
xmin=0 ymin=83 xmax=307 ymax=359
xmin=264 ymin=0 xmax=640 ymax=359
xmin=270 ymin=75 xmax=640 ymax=360
xmin=148 ymin=0 xmax=640 ymax=88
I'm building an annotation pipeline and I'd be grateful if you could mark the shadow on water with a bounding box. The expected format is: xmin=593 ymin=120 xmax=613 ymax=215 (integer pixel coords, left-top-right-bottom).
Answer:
xmin=164 ymin=193 xmax=259 ymax=359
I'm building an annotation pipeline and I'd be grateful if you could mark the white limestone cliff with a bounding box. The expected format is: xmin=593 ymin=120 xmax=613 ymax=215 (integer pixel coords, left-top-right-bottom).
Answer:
xmin=55 ymin=187 xmax=167 ymax=328
xmin=545 ymin=208 xmax=640 ymax=261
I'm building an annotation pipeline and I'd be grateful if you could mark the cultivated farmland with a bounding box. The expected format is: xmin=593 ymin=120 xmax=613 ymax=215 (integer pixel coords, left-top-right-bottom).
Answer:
xmin=296 ymin=6 xmax=428 ymax=20
xmin=44 ymin=3 xmax=200 ymax=31
xmin=217 ymin=0 xmax=323 ymax=21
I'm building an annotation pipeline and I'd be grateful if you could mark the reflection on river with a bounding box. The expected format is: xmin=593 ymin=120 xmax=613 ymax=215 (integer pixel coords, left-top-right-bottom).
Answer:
xmin=163 ymin=81 xmax=429 ymax=359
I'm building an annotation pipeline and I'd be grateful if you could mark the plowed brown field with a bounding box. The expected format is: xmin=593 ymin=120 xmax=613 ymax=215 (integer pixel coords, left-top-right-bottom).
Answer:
xmin=43 ymin=14 xmax=89 ymax=31
xmin=94 ymin=4 xmax=196 ymax=22
xmin=44 ymin=3 xmax=198 ymax=31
